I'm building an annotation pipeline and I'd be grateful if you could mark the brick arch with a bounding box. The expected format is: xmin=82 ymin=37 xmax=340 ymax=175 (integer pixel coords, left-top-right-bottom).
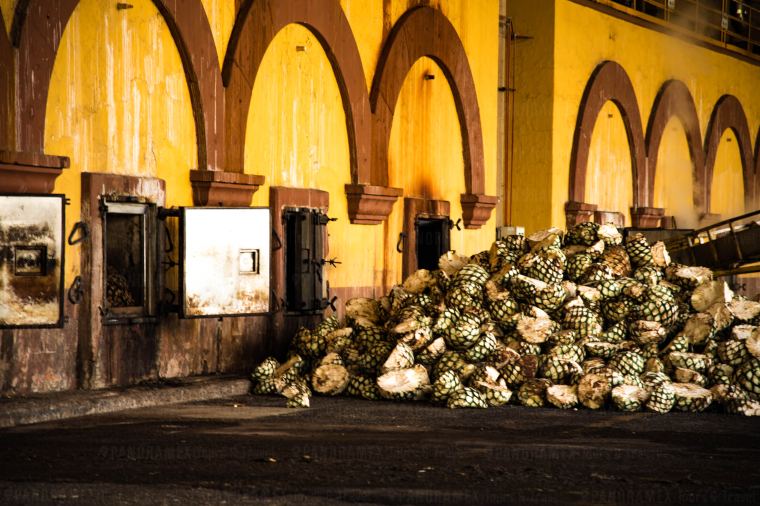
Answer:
xmin=370 ymin=6 xmax=484 ymax=195
xmin=703 ymin=95 xmax=755 ymax=211
xmin=223 ymin=0 xmax=370 ymax=185
xmin=645 ymin=79 xmax=705 ymax=211
xmin=568 ymin=60 xmax=646 ymax=208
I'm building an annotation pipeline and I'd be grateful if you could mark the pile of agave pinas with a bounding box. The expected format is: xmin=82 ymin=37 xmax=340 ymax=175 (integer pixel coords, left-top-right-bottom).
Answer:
xmin=251 ymin=222 xmax=760 ymax=416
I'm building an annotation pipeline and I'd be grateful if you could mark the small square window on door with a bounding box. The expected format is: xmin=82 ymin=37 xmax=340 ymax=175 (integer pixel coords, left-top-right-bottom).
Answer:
xmin=283 ymin=208 xmax=329 ymax=313
xmin=102 ymin=200 xmax=157 ymax=319
xmin=415 ymin=217 xmax=450 ymax=271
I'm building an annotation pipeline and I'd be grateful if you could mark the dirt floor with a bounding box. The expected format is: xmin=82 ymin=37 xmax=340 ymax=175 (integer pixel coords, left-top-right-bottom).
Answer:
xmin=1 ymin=395 xmax=759 ymax=505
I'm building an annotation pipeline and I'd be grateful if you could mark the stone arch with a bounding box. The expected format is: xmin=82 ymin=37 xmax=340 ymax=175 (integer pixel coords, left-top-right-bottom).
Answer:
xmin=0 ymin=6 xmax=12 ymax=149
xmin=370 ymin=6 xmax=484 ymax=195
xmin=755 ymin=127 xmax=760 ymax=201
xmin=12 ymin=0 xmax=79 ymax=153
xmin=9 ymin=0 xmax=223 ymax=174
xmin=223 ymin=0 xmax=370 ymax=184
xmin=152 ymin=0 xmax=225 ymax=171
xmin=703 ymin=95 xmax=755 ymax=211
xmin=568 ymin=60 xmax=646 ymax=208
xmin=645 ymin=79 xmax=705 ymax=211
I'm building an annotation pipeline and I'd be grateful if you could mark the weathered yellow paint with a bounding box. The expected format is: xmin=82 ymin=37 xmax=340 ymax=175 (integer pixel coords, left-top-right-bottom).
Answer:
xmin=199 ymin=0 xmax=235 ymax=69
xmin=0 ymin=0 xmax=14 ymax=37
xmin=245 ymin=23 xmax=384 ymax=290
xmin=387 ymin=57 xmax=466 ymax=284
xmin=44 ymin=0 xmax=197 ymax=282
xmin=509 ymin=0 xmax=760 ymax=232
xmin=387 ymin=56 xmax=492 ymax=278
xmin=585 ymin=101 xmax=633 ymax=225
xmin=246 ymin=1 xmax=499 ymax=289
xmin=710 ymin=131 xmax=745 ymax=219
xmin=38 ymin=0 xmax=497 ymax=295
xmin=653 ymin=118 xmax=697 ymax=228
xmin=505 ymin=0 xmax=556 ymax=233
xmin=553 ymin=0 xmax=760 ymax=229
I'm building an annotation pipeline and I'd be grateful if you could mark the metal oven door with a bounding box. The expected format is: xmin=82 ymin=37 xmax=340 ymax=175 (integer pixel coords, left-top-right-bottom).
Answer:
xmin=0 ymin=194 xmax=65 ymax=328
xmin=179 ymin=207 xmax=271 ymax=318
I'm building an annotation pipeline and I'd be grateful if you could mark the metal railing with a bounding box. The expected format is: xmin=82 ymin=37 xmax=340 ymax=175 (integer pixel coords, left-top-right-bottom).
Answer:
xmin=596 ymin=0 xmax=760 ymax=61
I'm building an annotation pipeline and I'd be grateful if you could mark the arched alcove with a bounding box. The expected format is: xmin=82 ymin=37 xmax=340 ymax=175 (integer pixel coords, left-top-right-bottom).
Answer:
xmin=704 ymin=95 xmax=754 ymax=211
xmin=645 ymin=80 xmax=705 ymax=213
xmin=568 ymin=60 xmax=646 ymax=208
xmin=584 ymin=101 xmax=634 ymax=225
xmin=652 ymin=117 xmax=698 ymax=228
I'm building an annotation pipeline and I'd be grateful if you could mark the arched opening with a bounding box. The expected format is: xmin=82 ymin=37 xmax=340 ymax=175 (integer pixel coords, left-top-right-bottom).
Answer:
xmin=653 ymin=117 xmax=697 ymax=228
xmin=710 ymin=130 xmax=746 ymax=219
xmin=371 ymin=6 xmax=484 ymax=195
xmin=224 ymin=0 xmax=369 ymax=183
xmin=584 ymin=100 xmax=634 ymax=225
xmin=45 ymin=0 xmax=197 ymax=206
xmin=245 ymin=24 xmax=349 ymax=192
xmin=645 ymin=80 xmax=705 ymax=213
xmin=388 ymin=57 xmax=464 ymax=200
xmin=703 ymin=95 xmax=754 ymax=211
xmin=568 ymin=61 xmax=646 ymax=209
xmin=385 ymin=56 xmax=464 ymax=283
xmin=245 ymin=23 xmax=381 ymax=302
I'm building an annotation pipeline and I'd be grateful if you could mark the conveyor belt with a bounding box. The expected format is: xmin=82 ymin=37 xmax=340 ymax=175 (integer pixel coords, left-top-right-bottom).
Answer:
xmin=623 ymin=210 xmax=760 ymax=276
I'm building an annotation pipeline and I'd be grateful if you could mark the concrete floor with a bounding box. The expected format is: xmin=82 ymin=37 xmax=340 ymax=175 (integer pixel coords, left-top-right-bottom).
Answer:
xmin=1 ymin=395 xmax=759 ymax=505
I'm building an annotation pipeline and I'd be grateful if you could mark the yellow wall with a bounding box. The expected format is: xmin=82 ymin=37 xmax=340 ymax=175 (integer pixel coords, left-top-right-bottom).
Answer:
xmin=505 ymin=0 xmax=556 ymax=233
xmin=585 ymin=101 xmax=633 ymax=225
xmin=243 ymin=1 xmax=499 ymax=290
xmin=510 ymin=0 xmax=760 ymax=232
xmin=653 ymin=118 xmax=697 ymax=228
xmin=0 ymin=0 xmax=14 ymax=37
xmin=44 ymin=0 xmax=197 ymax=282
xmin=552 ymin=0 xmax=760 ymax=229
xmin=39 ymin=0 xmax=499 ymax=295
xmin=710 ymin=130 xmax=746 ymax=219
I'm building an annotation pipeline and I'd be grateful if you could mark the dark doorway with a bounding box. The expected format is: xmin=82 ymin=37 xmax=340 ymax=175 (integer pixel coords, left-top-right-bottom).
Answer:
xmin=283 ymin=208 xmax=327 ymax=313
xmin=415 ymin=218 xmax=450 ymax=271
xmin=101 ymin=201 xmax=156 ymax=319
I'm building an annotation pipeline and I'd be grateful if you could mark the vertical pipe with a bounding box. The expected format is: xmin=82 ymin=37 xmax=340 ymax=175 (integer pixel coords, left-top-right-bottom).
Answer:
xmin=496 ymin=0 xmax=508 ymax=229
xmin=506 ymin=17 xmax=516 ymax=227
xmin=497 ymin=0 xmax=514 ymax=228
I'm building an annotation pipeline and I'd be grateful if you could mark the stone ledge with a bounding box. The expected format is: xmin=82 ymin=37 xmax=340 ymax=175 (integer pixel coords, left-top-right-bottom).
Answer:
xmin=190 ymin=169 xmax=265 ymax=207
xmin=460 ymin=193 xmax=498 ymax=229
xmin=0 ymin=150 xmax=70 ymax=194
xmin=594 ymin=210 xmax=625 ymax=227
xmin=630 ymin=206 xmax=665 ymax=228
xmin=345 ymin=184 xmax=403 ymax=225
xmin=565 ymin=200 xmax=598 ymax=229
